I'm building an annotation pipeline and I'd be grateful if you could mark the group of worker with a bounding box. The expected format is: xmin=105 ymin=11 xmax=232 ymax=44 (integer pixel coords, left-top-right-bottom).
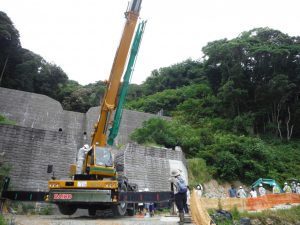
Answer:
xmin=282 ymin=181 xmax=300 ymax=194
xmin=228 ymin=181 xmax=300 ymax=198
xmin=137 ymin=188 xmax=155 ymax=217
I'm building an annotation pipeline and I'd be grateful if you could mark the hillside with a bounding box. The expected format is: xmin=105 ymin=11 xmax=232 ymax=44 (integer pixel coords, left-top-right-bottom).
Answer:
xmin=1 ymin=11 xmax=300 ymax=185
xmin=125 ymin=28 xmax=300 ymax=185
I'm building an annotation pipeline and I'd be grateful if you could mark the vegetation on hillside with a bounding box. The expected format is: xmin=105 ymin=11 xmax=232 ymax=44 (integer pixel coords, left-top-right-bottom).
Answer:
xmin=128 ymin=28 xmax=300 ymax=184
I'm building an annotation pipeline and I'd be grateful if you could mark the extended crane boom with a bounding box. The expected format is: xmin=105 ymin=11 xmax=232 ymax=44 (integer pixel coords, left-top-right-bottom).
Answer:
xmin=91 ymin=0 xmax=142 ymax=147
xmin=108 ymin=21 xmax=146 ymax=146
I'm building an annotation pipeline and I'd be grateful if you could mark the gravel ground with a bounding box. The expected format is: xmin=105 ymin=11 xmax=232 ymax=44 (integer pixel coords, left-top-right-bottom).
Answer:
xmin=6 ymin=214 xmax=185 ymax=225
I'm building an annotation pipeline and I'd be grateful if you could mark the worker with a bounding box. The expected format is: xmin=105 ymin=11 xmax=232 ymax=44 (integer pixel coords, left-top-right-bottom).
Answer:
xmin=249 ymin=187 xmax=257 ymax=198
xmin=195 ymin=184 xmax=203 ymax=197
xmin=272 ymin=184 xmax=280 ymax=194
xmin=291 ymin=181 xmax=297 ymax=193
xmin=237 ymin=186 xmax=247 ymax=198
xmin=169 ymin=169 xmax=187 ymax=225
xmin=296 ymin=183 xmax=300 ymax=194
xmin=228 ymin=185 xmax=237 ymax=198
xmin=143 ymin=188 xmax=151 ymax=217
xmin=283 ymin=182 xmax=292 ymax=193
xmin=76 ymin=144 xmax=89 ymax=174
xmin=258 ymin=183 xmax=266 ymax=196
xmin=137 ymin=190 xmax=144 ymax=215
xmin=184 ymin=186 xmax=190 ymax=214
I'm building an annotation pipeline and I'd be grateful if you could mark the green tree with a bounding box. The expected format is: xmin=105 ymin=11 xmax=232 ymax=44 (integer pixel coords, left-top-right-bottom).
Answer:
xmin=0 ymin=11 xmax=21 ymax=86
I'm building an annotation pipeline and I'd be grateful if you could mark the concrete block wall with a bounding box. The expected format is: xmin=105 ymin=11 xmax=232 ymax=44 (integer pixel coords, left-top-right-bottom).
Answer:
xmin=0 ymin=125 xmax=77 ymax=191
xmin=115 ymin=143 xmax=187 ymax=192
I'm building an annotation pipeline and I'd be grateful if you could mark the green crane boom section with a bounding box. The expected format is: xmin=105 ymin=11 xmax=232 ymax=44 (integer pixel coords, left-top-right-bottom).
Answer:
xmin=107 ymin=21 xmax=146 ymax=146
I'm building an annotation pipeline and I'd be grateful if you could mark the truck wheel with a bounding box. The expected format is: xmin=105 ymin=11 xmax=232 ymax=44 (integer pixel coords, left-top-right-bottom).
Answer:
xmin=88 ymin=207 xmax=96 ymax=216
xmin=111 ymin=183 xmax=127 ymax=216
xmin=127 ymin=208 xmax=135 ymax=216
xmin=57 ymin=204 xmax=77 ymax=215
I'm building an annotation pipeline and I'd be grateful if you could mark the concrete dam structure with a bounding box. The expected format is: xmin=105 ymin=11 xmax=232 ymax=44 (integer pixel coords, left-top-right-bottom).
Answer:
xmin=0 ymin=87 xmax=186 ymax=191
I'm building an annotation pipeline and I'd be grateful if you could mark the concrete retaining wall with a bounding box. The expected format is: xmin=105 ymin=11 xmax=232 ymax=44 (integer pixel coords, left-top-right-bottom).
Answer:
xmin=115 ymin=143 xmax=187 ymax=191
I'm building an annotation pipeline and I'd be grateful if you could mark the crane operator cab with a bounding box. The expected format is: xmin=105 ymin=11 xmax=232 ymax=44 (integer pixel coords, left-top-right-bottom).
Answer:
xmin=83 ymin=146 xmax=116 ymax=178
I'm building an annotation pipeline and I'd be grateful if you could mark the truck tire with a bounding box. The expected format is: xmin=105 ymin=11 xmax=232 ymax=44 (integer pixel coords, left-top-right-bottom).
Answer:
xmin=127 ymin=208 xmax=135 ymax=216
xmin=88 ymin=207 xmax=96 ymax=216
xmin=57 ymin=204 xmax=77 ymax=215
xmin=111 ymin=183 xmax=127 ymax=216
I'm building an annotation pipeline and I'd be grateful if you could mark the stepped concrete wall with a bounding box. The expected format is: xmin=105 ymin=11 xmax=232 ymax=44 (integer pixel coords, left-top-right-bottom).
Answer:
xmin=0 ymin=88 xmax=85 ymax=149
xmin=0 ymin=87 xmax=182 ymax=192
xmin=0 ymin=87 xmax=170 ymax=147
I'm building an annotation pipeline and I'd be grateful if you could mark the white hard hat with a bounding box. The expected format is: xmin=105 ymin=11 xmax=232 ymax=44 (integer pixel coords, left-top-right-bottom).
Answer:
xmin=259 ymin=183 xmax=262 ymax=187
xmin=83 ymin=144 xmax=89 ymax=149
xmin=170 ymin=169 xmax=180 ymax=177
xmin=239 ymin=186 xmax=242 ymax=189
xmin=284 ymin=182 xmax=288 ymax=185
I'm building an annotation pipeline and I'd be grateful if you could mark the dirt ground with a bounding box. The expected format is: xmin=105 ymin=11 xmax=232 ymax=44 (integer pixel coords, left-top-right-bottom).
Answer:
xmin=5 ymin=214 xmax=183 ymax=225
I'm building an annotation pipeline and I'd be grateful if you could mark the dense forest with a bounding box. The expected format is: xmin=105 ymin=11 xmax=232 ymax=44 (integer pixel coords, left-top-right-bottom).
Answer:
xmin=1 ymin=11 xmax=300 ymax=185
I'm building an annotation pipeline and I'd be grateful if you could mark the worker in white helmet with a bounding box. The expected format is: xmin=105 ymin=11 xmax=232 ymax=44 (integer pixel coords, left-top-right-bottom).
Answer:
xmin=283 ymin=182 xmax=292 ymax=193
xmin=291 ymin=181 xmax=297 ymax=193
xmin=237 ymin=186 xmax=247 ymax=198
xmin=258 ymin=183 xmax=266 ymax=196
xmin=272 ymin=184 xmax=280 ymax=194
xmin=296 ymin=183 xmax=300 ymax=194
xmin=76 ymin=144 xmax=90 ymax=174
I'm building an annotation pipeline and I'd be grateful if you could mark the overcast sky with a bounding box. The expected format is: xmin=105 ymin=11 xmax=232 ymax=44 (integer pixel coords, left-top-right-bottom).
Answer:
xmin=2 ymin=0 xmax=300 ymax=85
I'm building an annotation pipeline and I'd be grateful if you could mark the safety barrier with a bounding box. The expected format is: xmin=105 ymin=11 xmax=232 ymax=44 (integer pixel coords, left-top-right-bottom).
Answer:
xmin=246 ymin=193 xmax=300 ymax=211
xmin=199 ymin=197 xmax=247 ymax=211
xmin=197 ymin=193 xmax=300 ymax=212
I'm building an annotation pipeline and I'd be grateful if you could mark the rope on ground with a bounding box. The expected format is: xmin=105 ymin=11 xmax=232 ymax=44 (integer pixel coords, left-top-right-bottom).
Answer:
xmin=190 ymin=190 xmax=216 ymax=225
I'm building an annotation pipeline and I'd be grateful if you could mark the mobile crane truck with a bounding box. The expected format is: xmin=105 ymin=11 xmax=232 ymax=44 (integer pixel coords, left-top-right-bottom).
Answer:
xmin=1 ymin=0 xmax=174 ymax=216
xmin=47 ymin=0 xmax=143 ymax=217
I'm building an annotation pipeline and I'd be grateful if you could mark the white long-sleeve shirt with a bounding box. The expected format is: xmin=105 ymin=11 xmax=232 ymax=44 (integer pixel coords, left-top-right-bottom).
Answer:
xmin=258 ymin=187 xmax=266 ymax=196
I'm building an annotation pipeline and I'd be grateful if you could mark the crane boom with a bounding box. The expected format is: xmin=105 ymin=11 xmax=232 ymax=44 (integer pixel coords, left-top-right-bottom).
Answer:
xmin=107 ymin=21 xmax=146 ymax=146
xmin=91 ymin=0 xmax=142 ymax=147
